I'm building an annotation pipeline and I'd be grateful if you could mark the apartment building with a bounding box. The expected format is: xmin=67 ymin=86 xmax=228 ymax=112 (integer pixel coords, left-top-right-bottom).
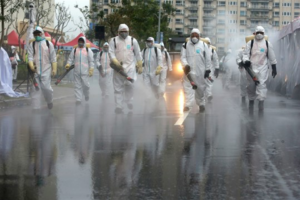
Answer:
xmin=90 ymin=0 xmax=299 ymax=52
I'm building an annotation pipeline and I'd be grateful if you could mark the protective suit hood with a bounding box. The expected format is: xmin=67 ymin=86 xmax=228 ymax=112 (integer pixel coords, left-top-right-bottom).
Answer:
xmin=191 ymin=28 xmax=200 ymax=36
xmin=103 ymin=42 xmax=109 ymax=47
xmin=33 ymin=26 xmax=45 ymax=38
xmin=146 ymin=37 xmax=154 ymax=42
xmin=78 ymin=36 xmax=87 ymax=47
xmin=118 ymin=24 xmax=129 ymax=32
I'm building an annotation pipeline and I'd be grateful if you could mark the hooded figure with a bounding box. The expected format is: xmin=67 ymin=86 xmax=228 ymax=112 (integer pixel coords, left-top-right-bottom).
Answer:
xmin=65 ymin=36 xmax=94 ymax=104
xmin=243 ymin=26 xmax=277 ymax=110
xmin=204 ymin=37 xmax=219 ymax=102
xmin=159 ymin=42 xmax=172 ymax=96
xmin=96 ymin=42 xmax=112 ymax=98
xmin=180 ymin=28 xmax=212 ymax=112
xmin=223 ymin=49 xmax=236 ymax=89
xmin=27 ymin=26 xmax=57 ymax=110
xmin=10 ymin=46 xmax=20 ymax=82
xmin=236 ymin=46 xmax=247 ymax=102
xmin=142 ymin=37 xmax=163 ymax=99
xmin=108 ymin=24 xmax=143 ymax=114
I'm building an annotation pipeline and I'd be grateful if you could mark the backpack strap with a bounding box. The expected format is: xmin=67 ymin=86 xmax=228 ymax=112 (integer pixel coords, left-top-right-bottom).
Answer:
xmin=165 ymin=51 xmax=168 ymax=62
xmin=113 ymin=38 xmax=116 ymax=49
xmin=143 ymin=48 xmax=147 ymax=60
xmin=183 ymin=42 xmax=187 ymax=49
xmin=154 ymin=47 xmax=158 ymax=59
xmin=73 ymin=48 xmax=77 ymax=59
xmin=250 ymin=39 xmax=254 ymax=58
xmin=266 ymin=40 xmax=269 ymax=58
xmin=33 ymin=40 xmax=50 ymax=56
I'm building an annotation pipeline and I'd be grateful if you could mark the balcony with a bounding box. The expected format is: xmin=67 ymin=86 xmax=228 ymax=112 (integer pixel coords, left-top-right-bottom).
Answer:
xmin=203 ymin=14 xmax=215 ymax=19
xmin=176 ymin=21 xmax=184 ymax=24
xmin=188 ymin=14 xmax=198 ymax=19
xmin=247 ymin=14 xmax=269 ymax=19
xmin=185 ymin=23 xmax=198 ymax=29
xmin=189 ymin=0 xmax=199 ymax=2
xmin=188 ymin=6 xmax=198 ymax=11
xmin=203 ymin=5 xmax=216 ymax=10
xmin=247 ymin=0 xmax=271 ymax=2
xmin=248 ymin=5 xmax=272 ymax=11
xmin=176 ymin=3 xmax=185 ymax=7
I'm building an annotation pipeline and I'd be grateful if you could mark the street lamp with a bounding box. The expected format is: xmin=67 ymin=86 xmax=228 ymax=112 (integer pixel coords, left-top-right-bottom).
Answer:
xmin=157 ymin=0 xmax=162 ymax=43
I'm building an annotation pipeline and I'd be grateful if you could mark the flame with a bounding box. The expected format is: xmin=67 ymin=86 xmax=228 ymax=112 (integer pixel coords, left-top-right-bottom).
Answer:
xmin=177 ymin=63 xmax=183 ymax=72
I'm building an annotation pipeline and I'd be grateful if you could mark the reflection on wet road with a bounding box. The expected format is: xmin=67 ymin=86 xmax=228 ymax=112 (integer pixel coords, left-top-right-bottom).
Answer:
xmin=0 ymin=79 xmax=300 ymax=200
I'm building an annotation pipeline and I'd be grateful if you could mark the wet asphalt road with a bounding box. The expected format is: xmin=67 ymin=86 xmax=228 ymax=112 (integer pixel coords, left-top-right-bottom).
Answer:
xmin=0 ymin=76 xmax=300 ymax=200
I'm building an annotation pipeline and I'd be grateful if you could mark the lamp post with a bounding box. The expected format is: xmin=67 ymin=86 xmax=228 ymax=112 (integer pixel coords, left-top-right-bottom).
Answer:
xmin=157 ymin=0 xmax=162 ymax=43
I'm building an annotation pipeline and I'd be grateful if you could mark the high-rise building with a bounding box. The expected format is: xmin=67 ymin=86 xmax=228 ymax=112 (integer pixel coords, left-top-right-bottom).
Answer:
xmin=90 ymin=0 xmax=299 ymax=53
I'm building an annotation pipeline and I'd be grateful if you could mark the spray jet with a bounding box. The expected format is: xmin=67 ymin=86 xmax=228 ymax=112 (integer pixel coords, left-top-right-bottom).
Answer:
xmin=55 ymin=65 xmax=75 ymax=85
xmin=110 ymin=62 xmax=134 ymax=83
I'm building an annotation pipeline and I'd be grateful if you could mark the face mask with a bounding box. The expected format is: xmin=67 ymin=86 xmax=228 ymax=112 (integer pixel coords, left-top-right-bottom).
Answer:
xmin=35 ymin=36 xmax=43 ymax=41
xmin=191 ymin=37 xmax=199 ymax=44
xmin=103 ymin=48 xmax=108 ymax=52
xmin=78 ymin=43 xmax=84 ymax=48
xmin=120 ymin=32 xmax=128 ymax=39
xmin=147 ymin=42 xmax=153 ymax=48
xmin=255 ymin=34 xmax=264 ymax=40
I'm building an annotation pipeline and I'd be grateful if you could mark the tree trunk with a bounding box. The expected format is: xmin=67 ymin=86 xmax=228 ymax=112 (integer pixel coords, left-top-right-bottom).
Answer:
xmin=0 ymin=0 xmax=5 ymax=48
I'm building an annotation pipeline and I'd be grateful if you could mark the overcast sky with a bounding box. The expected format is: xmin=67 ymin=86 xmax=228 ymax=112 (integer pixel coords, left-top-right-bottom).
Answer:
xmin=55 ymin=0 xmax=90 ymax=40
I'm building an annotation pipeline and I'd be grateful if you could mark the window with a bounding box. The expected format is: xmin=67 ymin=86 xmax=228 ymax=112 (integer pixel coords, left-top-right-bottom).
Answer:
xmin=229 ymin=10 xmax=237 ymax=15
xmin=240 ymin=20 xmax=246 ymax=25
xmin=218 ymin=1 xmax=226 ymax=6
xmin=282 ymin=21 xmax=290 ymax=25
xmin=111 ymin=0 xmax=120 ymax=3
xmin=295 ymin=12 xmax=300 ymax=18
xmin=229 ymin=1 xmax=236 ymax=6
xmin=295 ymin=3 xmax=300 ymax=8
xmin=176 ymin=9 xmax=183 ymax=15
xmin=229 ymin=29 xmax=236 ymax=33
xmin=240 ymin=2 xmax=246 ymax=7
xmin=218 ymin=10 xmax=226 ymax=16
xmin=176 ymin=1 xmax=184 ymax=6
xmin=217 ymin=38 xmax=225 ymax=43
xmin=217 ymin=29 xmax=225 ymax=34
xmin=176 ymin=19 xmax=183 ymax=24
xmin=229 ymin=19 xmax=237 ymax=24
xmin=273 ymin=21 xmax=279 ymax=26
xmin=273 ymin=11 xmax=279 ymax=16
xmin=104 ymin=0 xmax=109 ymax=4
xmin=282 ymin=2 xmax=291 ymax=7
xmin=240 ymin=11 xmax=246 ymax=16
xmin=218 ymin=19 xmax=225 ymax=24
xmin=240 ymin=29 xmax=245 ymax=33
xmin=282 ymin=12 xmax=291 ymax=16
xmin=92 ymin=0 xmax=98 ymax=3
xmin=273 ymin=2 xmax=280 ymax=8
xmin=104 ymin=9 xmax=108 ymax=14
xmin=165 ymin=0 xmax=173 ymax=4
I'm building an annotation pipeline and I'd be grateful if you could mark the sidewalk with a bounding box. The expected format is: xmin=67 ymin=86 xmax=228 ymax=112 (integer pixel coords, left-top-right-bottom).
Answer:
xmin=0 ymin=82 xmax=74 ymax=109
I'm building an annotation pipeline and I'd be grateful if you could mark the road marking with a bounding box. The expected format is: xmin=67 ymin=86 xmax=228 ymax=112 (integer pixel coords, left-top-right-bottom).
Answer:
xmin=174 ymin=111 xmax=190 ymax=125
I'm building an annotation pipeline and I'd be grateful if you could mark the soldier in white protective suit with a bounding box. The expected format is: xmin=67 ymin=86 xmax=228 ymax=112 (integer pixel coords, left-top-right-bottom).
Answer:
xmin=96 ymin=42 xmax=112 ymax=98
xmin=65 ymin=36 xmax=94 ymax=105
xmin=243 ymin=26 xmax=277 ymax=110
xmin=109 ymin=24 xmax=143 ymax=114
xmin=236 ymin=46 xmax=247 ymax=103
xmin=27 ymin=26 xmax=57 ymax=110
xmin=142 ymin=37 xmax=163 ymax=99
xmin=159 ymin=42 xmax=172 ymax=97
xmin=181 ymin=28 xmax=212 ymax=112
xmin=204 ymin=37 xmax=219 ymax=102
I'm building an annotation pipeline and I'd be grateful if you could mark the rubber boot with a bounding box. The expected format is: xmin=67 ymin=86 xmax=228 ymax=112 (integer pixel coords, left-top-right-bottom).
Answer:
xmin=199 ymin=105 xmax=205 ymax=112
xmin=258 ymin=100 xmax=264 ymax=110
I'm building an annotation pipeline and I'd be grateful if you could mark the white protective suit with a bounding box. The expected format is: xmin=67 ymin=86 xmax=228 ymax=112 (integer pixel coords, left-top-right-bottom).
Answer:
xmin=243 ymin=38 xmax=277 ymax=101
xmin=181 ymin=29 xmax=212 ymax=108
xmin=205 ymin=41 xmax=219 ymax=99
xmin=11 ymin=46 xmax=20 ymax=80
xmin=236 ymin=48 xmax=247 ymax=97
xmin=142 ymin=38 xmax=163 ymax=98
xmin=109 ymin=24 xmax=142 ymax=109
xmin=159 ymin=43 xmax=172 ymax=95
xmin=66 ymin=37 xmax=94 ymax=102
xmin=223 ymin=50 xmax=236 ymax=89
xmin=27 ymin=27 xmax=56 ymax=109
xmin=96 ymin=43 xmax=112 ymax=97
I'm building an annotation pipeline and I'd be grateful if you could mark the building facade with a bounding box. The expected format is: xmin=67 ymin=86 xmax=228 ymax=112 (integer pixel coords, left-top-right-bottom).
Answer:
xmin=90 ymin=0 xmax=299 ymax=53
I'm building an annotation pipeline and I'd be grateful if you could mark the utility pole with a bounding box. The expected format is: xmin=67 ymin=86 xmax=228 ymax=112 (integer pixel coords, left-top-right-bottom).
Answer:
xmin=157 ymin=0 xmax=162 ymax=43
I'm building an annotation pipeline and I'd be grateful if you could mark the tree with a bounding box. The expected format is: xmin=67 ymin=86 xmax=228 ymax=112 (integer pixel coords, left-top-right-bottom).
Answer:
xmin=35 ymin=0 xmax=54 ymax=28
xmin=90 ymin=0 xmax=176 ymax=45
xmin=0 ymin=0 xmax=22 ymax=47
xmin=52 ymin=2 xmax=75 ymax=48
